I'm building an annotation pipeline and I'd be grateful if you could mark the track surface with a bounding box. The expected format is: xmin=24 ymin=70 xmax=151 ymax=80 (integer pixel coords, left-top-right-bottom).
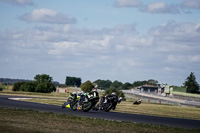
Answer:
xmin=0 ymin=95 xmax=200 ymax=129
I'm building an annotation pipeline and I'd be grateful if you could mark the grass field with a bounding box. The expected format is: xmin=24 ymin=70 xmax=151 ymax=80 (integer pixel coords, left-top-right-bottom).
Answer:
xmin=172 ymin=91 xmax=200 ymax=98
xmin=173 ymin=86 xmax=186 ymax=93
xmin=1 ymin=87 xmax=200 ymax=120
xmin=1 ymin=108 xmax=200 ymax=133
xmin=1 ymin=87 xmax=200 ymax=132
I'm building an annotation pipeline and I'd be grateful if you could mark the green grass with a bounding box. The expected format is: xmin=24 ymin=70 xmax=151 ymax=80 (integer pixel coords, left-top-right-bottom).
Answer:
xmin=115 ymin=101 xmax=200 ymax=120
xmin=17 ymin=98 xmax=200 ymax=120
xmin=0 ymin=107 xmax=199 ymax=133
xmin=1 ymin=89 xmax=200 ymax=120
xmin=172 ymin=91 xmax=200 ymax=98
xmin=173 ymin=86 xmax=186 ymax=93
xmin=1 ymin=89 xmax=200 ymax=132
xmin=0 ymin=84 xmax=7 ymax=91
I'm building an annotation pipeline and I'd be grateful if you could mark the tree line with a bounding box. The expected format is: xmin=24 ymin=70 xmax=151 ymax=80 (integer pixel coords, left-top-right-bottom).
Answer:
xmin=65 ymin=76 xmax=158 ymax=90
xmin=12 ymin=74 xmax=56 ymax=93
xmin=0 ymin=78 xmax=31 ymax=85
xmin=2 ymin=72 xmax=200 ymax=94
xmin=81 ymin=80 xmax=125 ymax=98
xmin=93 ymin=79 xmax=158 ymax=90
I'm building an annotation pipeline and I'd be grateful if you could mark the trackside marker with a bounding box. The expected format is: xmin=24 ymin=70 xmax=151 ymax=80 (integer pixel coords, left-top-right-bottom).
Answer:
xmin=9 ymin=98 xmax=33 ymax=101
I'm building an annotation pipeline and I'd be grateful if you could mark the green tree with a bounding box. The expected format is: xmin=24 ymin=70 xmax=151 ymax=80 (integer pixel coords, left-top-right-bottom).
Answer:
xmin=104 ymin=88 xmax=125 ymax=98
xmin=110 ymin=80 xmax=123 ymax=89
xmin=133 ymin=81 xmax=148 ymax=87
xmin=35 ymin=82 xmax=55 ymax=93
xmin=0 ymin=86 xmax=2 ymax=91
xmin=34 ymin=74 xmax=52 ymax=83
xmin=65 ymin=76 xmax=81 ymax=87
xmin=13 ymin=82 xmax=26 ymax=91
xmin=81 ymin=80 xmax=94 ymax=92
xmin=93 ymin=79 xmax=112 ymax=90
xmin=184 ymin=72 xmax=199 ymax=93
xmin=118 ymin=90 xmax=125 ymax=98
xmin=35 ymin=82 xmax=46 ymax=93
xmin=147 ymin=79 xmax=158 ymax=85
xmin=12 ymin=74 xmax=56 ymax=93
xmin=20 ymin=82 xmax=37 ymax=92
xmin=121 ymin=82 xmax=132 ymax=90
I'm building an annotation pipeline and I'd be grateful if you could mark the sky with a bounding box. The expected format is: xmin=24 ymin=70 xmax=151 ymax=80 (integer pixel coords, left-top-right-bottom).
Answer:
xmin=0 ymin=0 xmax=200 ymax=86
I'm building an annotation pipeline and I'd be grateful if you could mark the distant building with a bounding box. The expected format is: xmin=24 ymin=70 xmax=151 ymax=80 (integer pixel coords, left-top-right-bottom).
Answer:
xmin=139 ymin=84 xmax=173 ymax=96
xmin=140 ymin=84 xmax=161 ymax=93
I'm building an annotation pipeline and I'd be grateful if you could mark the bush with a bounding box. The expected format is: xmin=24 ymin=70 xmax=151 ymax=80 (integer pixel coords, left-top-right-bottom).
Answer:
xmin=13 ymin=81 xmax=55 ymax=93
xmin=35 ymin=82 xmax=56 ymax=93
xmin=58 ymin=84 xmax=67 ymax=88
xmin=118 ymin=90 xmax=125 ymax=98
xmin=20 ymin=82 xmax=37 ymax=92
xmin=93 ymin=79 xmax=112 ymax=90
xmin=81 ymin=81 xmax=94 ymax=92
xmin=13 ymin=82 xmax=26 ymax=91
xmin=0 ymin=84 xmax=4 ymax=91
xmin=104 ymin=88 xmax=125 ymax=98
xmin=65 ymin=76 xmax=82 ymax=87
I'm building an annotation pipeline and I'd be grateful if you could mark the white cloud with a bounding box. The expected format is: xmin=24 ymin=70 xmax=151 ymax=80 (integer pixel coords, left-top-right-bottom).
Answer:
xmin=20 ymin=9 xmax=77 ymax=24
xmin=115 ymin=0 xmax=142 ymax=8
xmin=147 ymin=2 xmax=166 ymax=12
xmin=167 ymin=55 xmax=186 ymax=63
xmin=189 ymin=55 xmax=200 ymax=62
xmin=0 ymin=0 xmax=33 ymax=6
xmin=148 ymin=21 xmax=200 ymax=65
xmin=113 ymin=1 xmax=200 ymax=14
xmin=168 ymin=55 xmax=200 ymax=63
xmin=113 ymin=0 xmax=200 ymax=14
xmin=164 ymin=67 xmax=172 ymax=72
xmin=0 ymin=21 xmax=200 ymax=85
xmin=181 ymin=0 xmax=200 ymax=9
xmin=149 ymin=21 xmax=200 ymax=48
xmin=141 ymin=2 xmax=180 ymax=14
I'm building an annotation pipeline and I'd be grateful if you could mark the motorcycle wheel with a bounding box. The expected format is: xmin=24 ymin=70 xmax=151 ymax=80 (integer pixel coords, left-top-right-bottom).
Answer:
xmin=61 ymin=102 xmax=67 ymax=109
xmin=82 ymin=102 xmax=93 ymax=112
xmin=62 ymin=97 xmax=73 ymax=109
xmin=70 ymin=101 xmax=78 ymax=111
xmin=104 ymin=102 xmax=113 ymax=112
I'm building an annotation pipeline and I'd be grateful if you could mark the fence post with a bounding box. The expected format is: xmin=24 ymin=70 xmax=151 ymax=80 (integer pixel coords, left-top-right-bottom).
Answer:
xmin=148 ymin=99 xmax=150 ymax=103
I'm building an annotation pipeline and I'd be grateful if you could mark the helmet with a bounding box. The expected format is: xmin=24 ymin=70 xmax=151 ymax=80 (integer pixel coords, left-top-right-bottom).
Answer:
xmin=92 ymin=88 xmax=97 ymax=92
xmin=111 ymin=92 xmax=116 ymax=95
xmin=94 ymin=85 xmax=98 ymax=88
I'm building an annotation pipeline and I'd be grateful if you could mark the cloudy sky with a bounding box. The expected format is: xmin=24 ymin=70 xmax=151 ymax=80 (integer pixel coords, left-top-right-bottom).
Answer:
xmin=0 ymin=0 xmax=200 ymax=85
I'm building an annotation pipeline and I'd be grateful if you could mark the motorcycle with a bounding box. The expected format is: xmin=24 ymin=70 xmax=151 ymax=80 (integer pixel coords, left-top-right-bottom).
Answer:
xmin=61 ymin=92 xmax=77 ymax=109
xmin=62 ymin=92 xmax=99 ymax=112
xmin=94 ymin=95 xmax=122 ymax=112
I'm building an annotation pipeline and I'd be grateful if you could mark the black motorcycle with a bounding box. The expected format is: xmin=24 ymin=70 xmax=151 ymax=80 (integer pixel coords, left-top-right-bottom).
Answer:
xmin=63 ymin=92 xmax=99 ymax=112
xmin=95 ymin=95 xmax=122 ymax=112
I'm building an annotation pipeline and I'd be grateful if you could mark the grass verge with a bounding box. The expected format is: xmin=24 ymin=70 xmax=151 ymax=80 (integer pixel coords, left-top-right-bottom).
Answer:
xmin=0 ymin=107 xmax=200 ymax=133
xmin=1 ymin=89 xmax=200 ymax=120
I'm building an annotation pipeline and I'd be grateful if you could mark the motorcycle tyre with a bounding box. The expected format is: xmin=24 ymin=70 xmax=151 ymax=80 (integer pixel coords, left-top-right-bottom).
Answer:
xmin=70 ymin=101 xmax=78 ymax=111
xmin=104 ymin=102 xmax=113 ymax=112
xmin=61 ymin=102 xmax=67 ymax=109
xmin=82 ymin=102 xmax=93 ymax=112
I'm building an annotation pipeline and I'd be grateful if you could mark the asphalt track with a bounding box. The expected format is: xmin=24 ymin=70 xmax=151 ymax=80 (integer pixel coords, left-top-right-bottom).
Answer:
xmin=0 ymin=95 xmax=200 ymax=129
